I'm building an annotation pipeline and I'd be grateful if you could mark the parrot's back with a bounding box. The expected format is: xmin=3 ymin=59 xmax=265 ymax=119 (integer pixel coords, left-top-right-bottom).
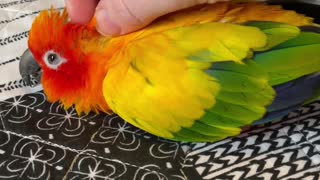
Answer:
xmin=132 ymin=2 xmax=315 ymax=39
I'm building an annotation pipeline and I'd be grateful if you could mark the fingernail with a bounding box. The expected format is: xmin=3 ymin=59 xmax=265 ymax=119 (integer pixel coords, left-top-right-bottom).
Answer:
xmin=95 ymin=10 xmax=121 ymax=36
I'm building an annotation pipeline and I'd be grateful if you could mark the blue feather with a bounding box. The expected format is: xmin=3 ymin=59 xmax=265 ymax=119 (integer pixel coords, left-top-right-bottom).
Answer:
xmin=253 ymin=73 xmax=320 ymax=125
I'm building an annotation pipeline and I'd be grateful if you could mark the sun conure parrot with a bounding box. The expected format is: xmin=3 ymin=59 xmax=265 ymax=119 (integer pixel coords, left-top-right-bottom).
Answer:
xmin=20 ymin=2 xmax=320 ymax=142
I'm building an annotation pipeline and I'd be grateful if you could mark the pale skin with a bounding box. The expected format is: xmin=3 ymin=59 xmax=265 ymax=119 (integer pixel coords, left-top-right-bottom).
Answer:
xmin=65 ymin=0 xmax=229 ymax=36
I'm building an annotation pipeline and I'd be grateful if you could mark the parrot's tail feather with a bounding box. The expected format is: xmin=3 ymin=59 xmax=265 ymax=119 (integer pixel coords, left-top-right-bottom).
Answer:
xmin=253 ymin=73 xmax=320 ymax=125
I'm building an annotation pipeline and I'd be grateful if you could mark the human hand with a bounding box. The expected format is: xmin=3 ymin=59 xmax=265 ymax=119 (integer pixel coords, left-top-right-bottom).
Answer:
xmin=65 ymin=0 xmax=228 ymax=36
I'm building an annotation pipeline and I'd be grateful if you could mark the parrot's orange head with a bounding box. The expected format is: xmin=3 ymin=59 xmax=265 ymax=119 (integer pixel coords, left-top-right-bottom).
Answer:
xmin=28 ymin=8 xmax=112 ymax=114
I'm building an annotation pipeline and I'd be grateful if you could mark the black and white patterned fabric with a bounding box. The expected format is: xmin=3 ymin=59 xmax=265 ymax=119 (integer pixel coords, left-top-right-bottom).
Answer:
xmin=0 ymin=0 xmax=320 ymax=179
xmin=0 ymin=92 xmax=189 ymax=179
xmin=1 ymin=92 xmax=320 ymax=179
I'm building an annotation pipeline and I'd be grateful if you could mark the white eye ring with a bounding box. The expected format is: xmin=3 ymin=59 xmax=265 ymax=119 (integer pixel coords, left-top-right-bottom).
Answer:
xmin=43 ymin=50 xmax=66 ymax=70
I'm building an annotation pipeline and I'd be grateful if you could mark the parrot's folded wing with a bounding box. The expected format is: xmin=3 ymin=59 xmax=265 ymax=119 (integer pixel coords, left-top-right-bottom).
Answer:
xmin=103 ymin=20 xmax=319 ymax=141
xmin=103 ymin=22 xmax=275 ymax=140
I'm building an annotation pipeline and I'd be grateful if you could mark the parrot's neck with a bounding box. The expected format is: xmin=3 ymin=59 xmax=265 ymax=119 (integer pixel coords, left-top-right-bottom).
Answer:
xmin=72 ymin=52 xmax=113 ymax=115
xmin=43 ymin=66 xmax=111 ymax=115
xmin=60 ymin=27 xmax=123 ymax=115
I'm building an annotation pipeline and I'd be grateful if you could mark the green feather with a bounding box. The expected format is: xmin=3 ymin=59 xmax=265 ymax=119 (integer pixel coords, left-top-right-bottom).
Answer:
xmin=273 ymin=32 xmax=320 ymax=49
xmin=254 ymin=32 xmax=320 ymax=85
xmin=210 ymin=60 xmax=274 ymax=107
xmin=206 ymin=69 xmax=269 ymax=93
xmin=245 ymin=21 xmax=300 ymax=51
xmin=208 ymin=99 xmax=266 ymax=121
xmin=211 ymin=60 xmax=267 ymax=79
xmin=199 ymin=111 xmax=245 ymax=128
xmin=216 ymin=90 xmax=273 ymax=107
xmin=188 ymin=121 xmax=240 ymax=136
xmin=173 ymin=60 xmax=274 ymax=141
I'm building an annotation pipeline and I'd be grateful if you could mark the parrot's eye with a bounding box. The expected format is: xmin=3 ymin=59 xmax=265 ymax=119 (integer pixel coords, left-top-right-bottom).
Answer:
xmin=43 ymin=50 xmax=66 ymax=70
xmin=48 ymin=53 xmax=57 ymax=63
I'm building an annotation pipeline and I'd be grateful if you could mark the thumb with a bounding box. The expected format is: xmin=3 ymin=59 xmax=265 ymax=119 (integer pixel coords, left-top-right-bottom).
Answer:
xmin=95 ymin=0 xmax=225 ymax=36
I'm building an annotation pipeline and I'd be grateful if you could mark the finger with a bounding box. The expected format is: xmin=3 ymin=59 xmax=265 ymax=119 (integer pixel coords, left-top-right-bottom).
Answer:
xmin=95 ymin=0 xmax=225 ymax=36
xmin=65 ymin=0 xmax=99 ymax=24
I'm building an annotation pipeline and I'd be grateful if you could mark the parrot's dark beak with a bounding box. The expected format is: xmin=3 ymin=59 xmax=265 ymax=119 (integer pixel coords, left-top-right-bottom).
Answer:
xmin=19 ymin=49 xmax=42 ymax=87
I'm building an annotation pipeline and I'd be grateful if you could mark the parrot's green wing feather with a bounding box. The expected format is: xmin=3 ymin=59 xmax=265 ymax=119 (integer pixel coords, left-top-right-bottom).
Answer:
xmin=254 ymin=32 xmax=320 ymax=85
xmin=246 ymin=21 xmax=301 ymax=51
xmin=245 ymin=22 xmax=320 ymax=85
xmin=172 ymin=60 xmax=275 ymax=141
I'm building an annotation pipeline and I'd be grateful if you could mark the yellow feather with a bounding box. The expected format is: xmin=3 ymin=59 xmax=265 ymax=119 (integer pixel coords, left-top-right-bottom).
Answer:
xmin=164 ymin=23 xmax=267 ymax=63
